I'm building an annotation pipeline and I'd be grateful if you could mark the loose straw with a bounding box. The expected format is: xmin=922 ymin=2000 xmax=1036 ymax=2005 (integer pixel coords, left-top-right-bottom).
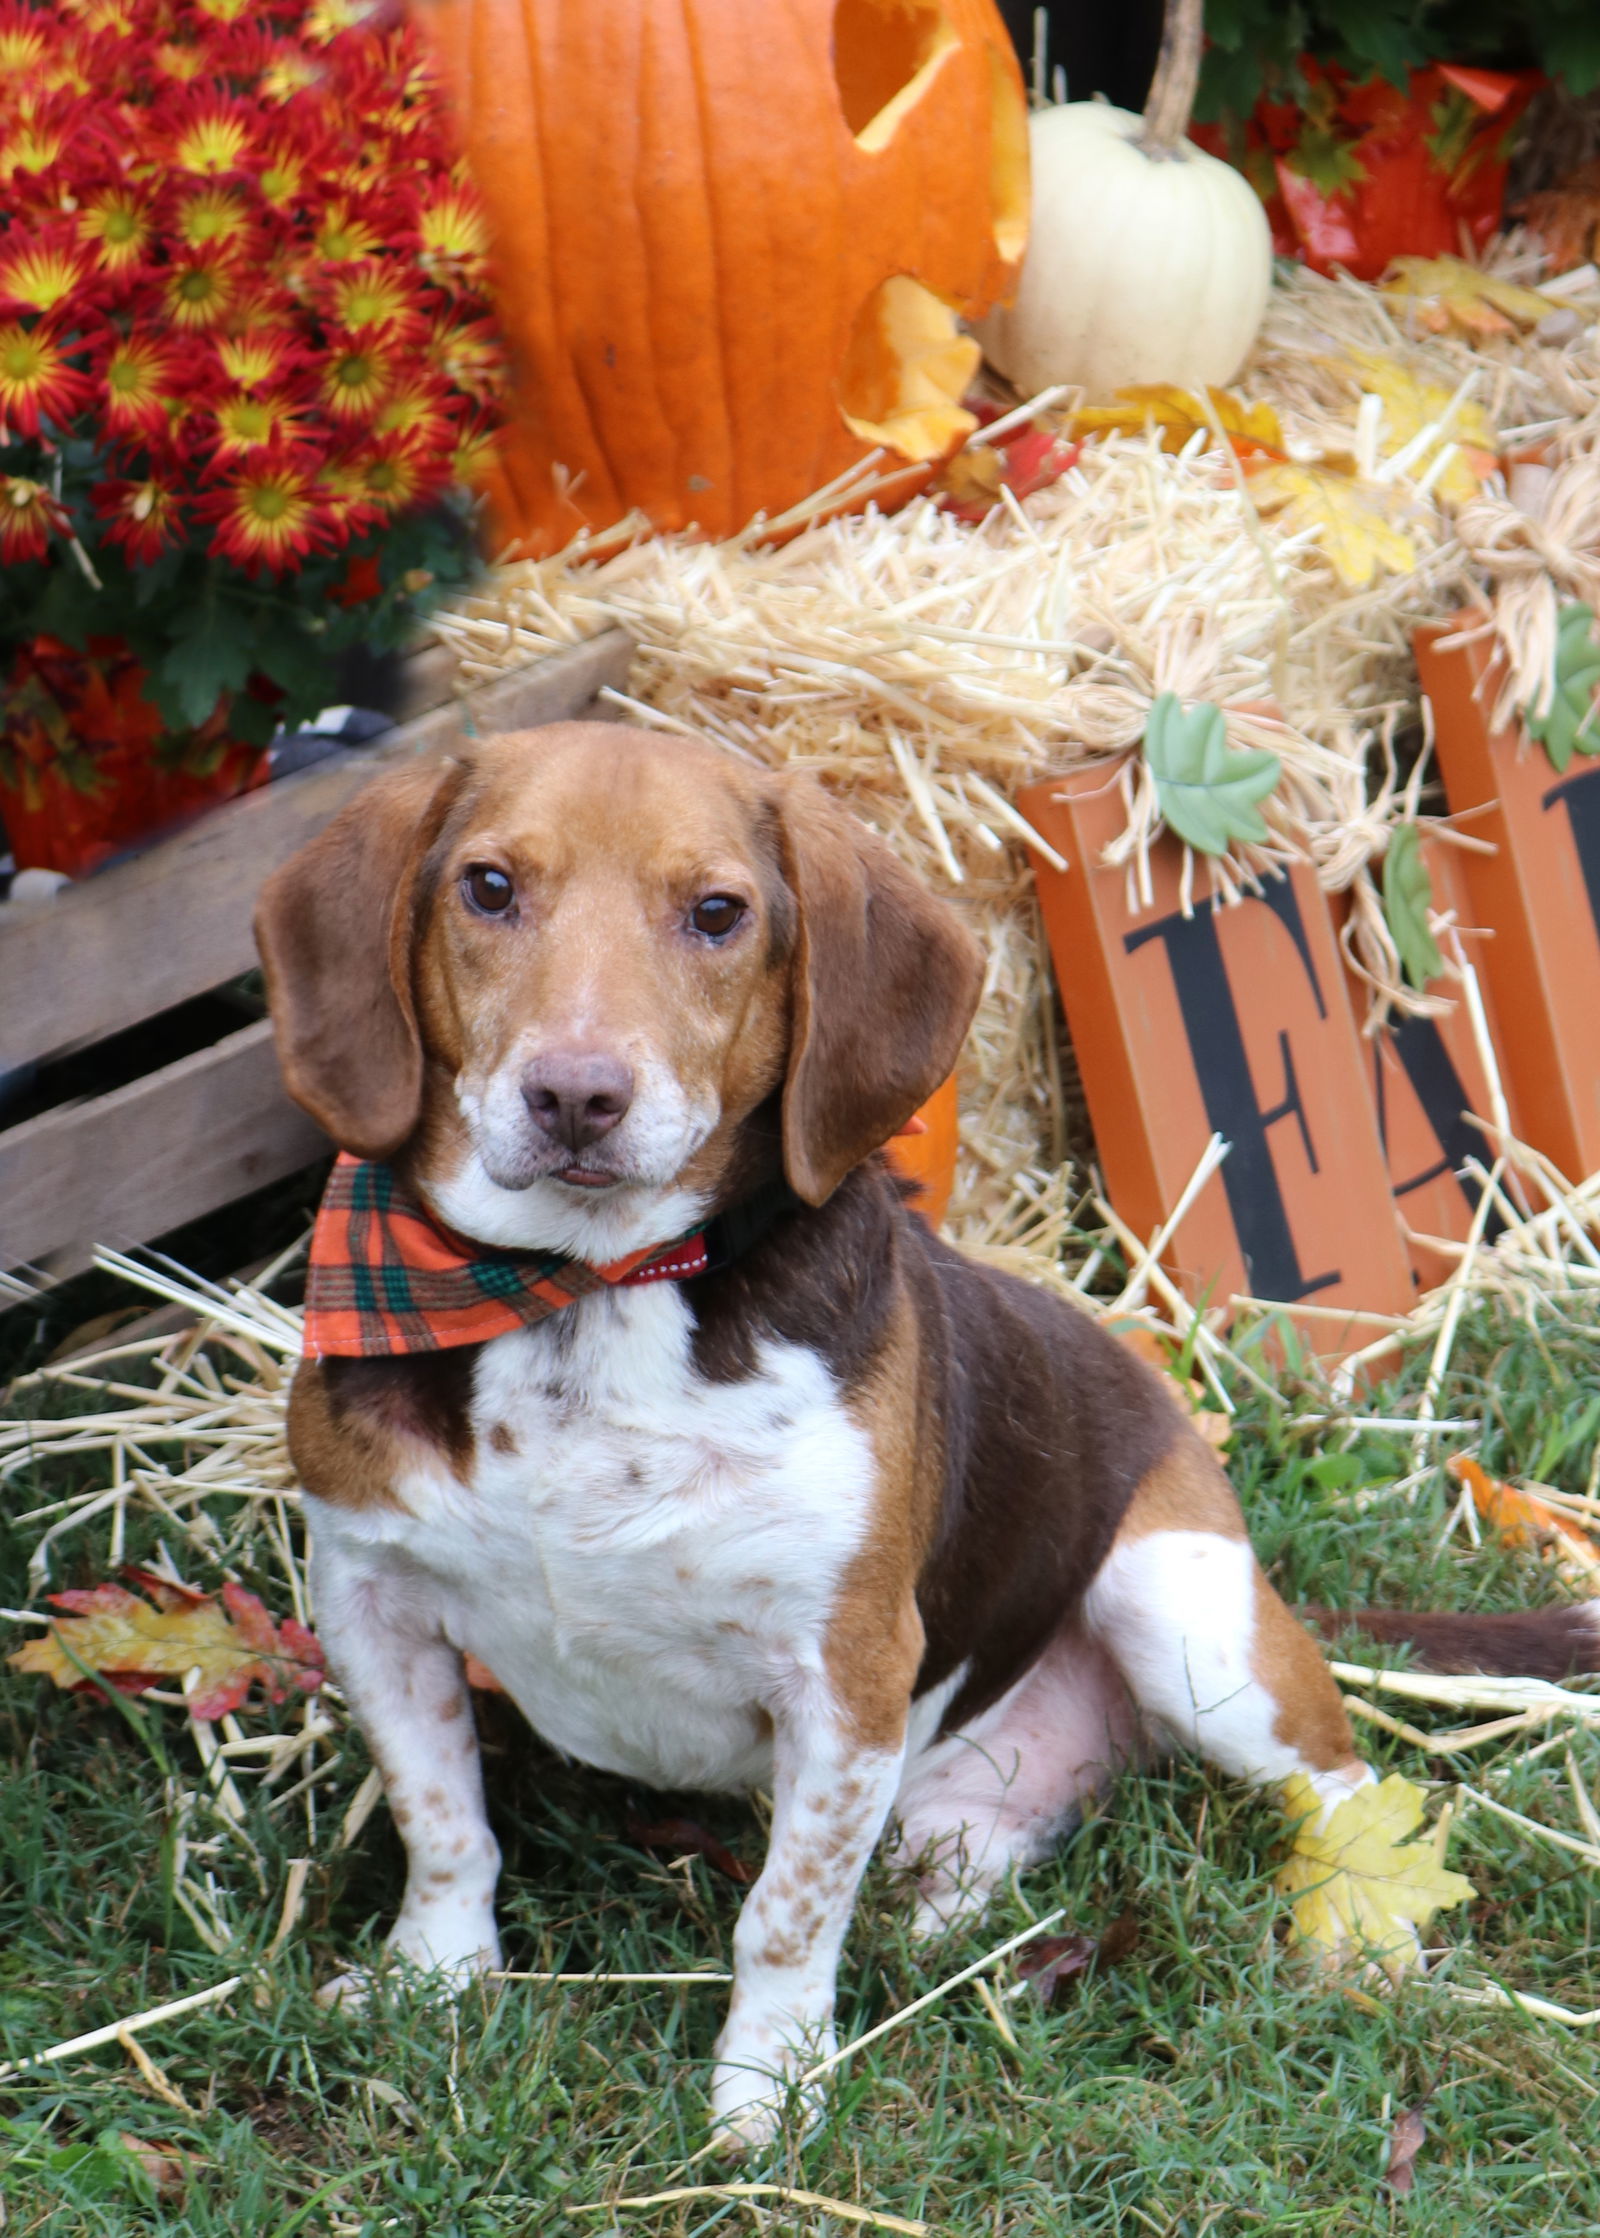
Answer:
xmin=0 ymin=1977 xmax=243 ymax=2081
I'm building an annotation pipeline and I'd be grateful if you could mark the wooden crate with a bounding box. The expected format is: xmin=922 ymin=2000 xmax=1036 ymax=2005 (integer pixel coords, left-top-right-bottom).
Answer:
xmin=0 ymin=629 xmax=633 ymax=1296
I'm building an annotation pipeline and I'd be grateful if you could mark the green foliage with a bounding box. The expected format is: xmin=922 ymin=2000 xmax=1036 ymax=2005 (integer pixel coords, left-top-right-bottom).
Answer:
xmin=1383 ymin=821 xmax=1443 ymax=988
xmin=1524 ymin=603 xmax=1600 ymax=775
xmin=1196 ymin=0 xmax=1600 ymax=127
xmin=1142 ymin=691 xmax=1282 ymax=856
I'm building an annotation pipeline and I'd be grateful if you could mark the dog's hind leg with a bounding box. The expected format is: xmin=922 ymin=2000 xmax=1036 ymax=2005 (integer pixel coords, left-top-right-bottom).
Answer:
xmin=890 ymin=1628 xmax=1136 ymax=1935
xmin=1082 ymin=1435 xmax=1373 ymax=1816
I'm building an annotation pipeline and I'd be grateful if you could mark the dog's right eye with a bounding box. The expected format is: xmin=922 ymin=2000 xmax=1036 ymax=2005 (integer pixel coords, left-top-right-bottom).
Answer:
xmin=462 ymin=865 xmax=514 ymax=916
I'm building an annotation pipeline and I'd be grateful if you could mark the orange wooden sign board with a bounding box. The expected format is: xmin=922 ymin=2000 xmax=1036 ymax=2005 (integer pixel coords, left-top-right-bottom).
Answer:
xmin=1418 ymin=622 xmax=1600 ymax=1186
xmin=1339 ymin=834 xmax=1513 ymax=1294
xmin=1018 ymin=767 xmax=1414 ymax=1350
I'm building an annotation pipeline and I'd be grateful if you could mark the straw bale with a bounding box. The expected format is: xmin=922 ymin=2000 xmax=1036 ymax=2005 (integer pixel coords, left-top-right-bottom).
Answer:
xmin=432 ymin=257 xmax=1600 ymax=1244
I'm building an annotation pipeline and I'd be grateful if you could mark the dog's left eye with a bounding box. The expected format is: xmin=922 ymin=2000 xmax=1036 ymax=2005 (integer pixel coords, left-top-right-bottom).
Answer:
xmin=689 ymin=894 xmax=746 ymax=940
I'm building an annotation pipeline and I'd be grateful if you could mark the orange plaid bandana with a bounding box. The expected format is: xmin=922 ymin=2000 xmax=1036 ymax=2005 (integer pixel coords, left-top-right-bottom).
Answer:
xmin=304 ymin=1155 xmax=715 ymax=1359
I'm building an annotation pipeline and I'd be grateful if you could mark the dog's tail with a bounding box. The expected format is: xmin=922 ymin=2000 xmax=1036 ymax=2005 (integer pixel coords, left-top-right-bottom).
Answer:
xmin=1303 ymin=1601 xmax=1600 ymax=1683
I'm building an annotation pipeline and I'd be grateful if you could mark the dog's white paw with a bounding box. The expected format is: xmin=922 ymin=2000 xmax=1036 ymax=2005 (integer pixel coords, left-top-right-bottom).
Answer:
xmin=709 ymin=2021 xmax=834 ymax=2152
xmin=316 ymin=1925 xmax=500 ymax=2012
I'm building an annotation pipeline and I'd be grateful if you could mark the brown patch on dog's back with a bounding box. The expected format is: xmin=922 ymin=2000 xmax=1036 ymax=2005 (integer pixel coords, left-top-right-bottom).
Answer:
xmin=1115 ymin=1434 xmax=1248 ymax=1543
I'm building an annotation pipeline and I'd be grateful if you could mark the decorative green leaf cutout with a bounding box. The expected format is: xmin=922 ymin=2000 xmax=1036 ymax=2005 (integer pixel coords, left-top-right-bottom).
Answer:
xmin=1525 ymin=603 xmax=1600 ymax=775
xmin=1383 ymin=822 xmax=1442 ymax=990
xmin=1142 ymin=692 xmax=1282 ymax=857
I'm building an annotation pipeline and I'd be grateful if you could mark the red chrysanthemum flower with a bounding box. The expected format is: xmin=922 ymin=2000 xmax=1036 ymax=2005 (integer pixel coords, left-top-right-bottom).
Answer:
xmin=416 ymin=185 xmax=491 ymax=286
xmin=370 ymin=376 xmax=453 ymax=446
xmin=425 ymin=313 xmax=503 ymax=403
xmin=337 ymin=437 xmax=442 ymax=517
xmin=305 ymin=0 xmax=386 ymax=43
xmin=80 ymin=187 xmax=154 ymax=274
xmin=450 ymin=410 xmax=501 ymax=488
xmin=0 ymin=225 xmax=99 ymax=317
xmin=325 ymin=261 xmax=420 ymax=335
xmin=0 ymin=319 xmax=93 ymax=437
xmin=175 ymin=186 xmax=255 ymax=252
xmin=163 ymin=251 xmax=240 ymax=331
xmin=321 ymin=332 xmax=397 ymax=423
xmin=100 ymin=333 xmax=183 ymax=437
xmin=0 ymin=473 xmax=68 ymax=564
xmin=95 ymin=473 xmax=185 ymax=564
xmin=258 ymin=47 xmax=324 ymax=104
xmin=202 ymin=457 xmax=336 ymax=571
xmin=312 ymin=200 xmax=387 ymax=263
xmin=155 ymin=40 xmax=210 ymax=84
xmin=208 ymin=389 xmax=310 ymax=460
xmin=169 ymin=95 xmax=256 ymax=177
xmin=213 ymin=326 xmax=304 ymax=392
xmin=0 ymin=4 xmax=50 ymax=78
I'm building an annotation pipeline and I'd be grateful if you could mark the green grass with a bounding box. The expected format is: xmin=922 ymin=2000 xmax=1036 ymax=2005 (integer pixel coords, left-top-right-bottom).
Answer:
xmin=3 ymin=1270 xmax=1600 ymax=2236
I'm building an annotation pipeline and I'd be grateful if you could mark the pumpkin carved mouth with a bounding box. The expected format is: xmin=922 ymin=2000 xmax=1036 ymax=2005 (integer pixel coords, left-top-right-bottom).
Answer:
xmin=836 ymin=274 xmax=980 ymax=461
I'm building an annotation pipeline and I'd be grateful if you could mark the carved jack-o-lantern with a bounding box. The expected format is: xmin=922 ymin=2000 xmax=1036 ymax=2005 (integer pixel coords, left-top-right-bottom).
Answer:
xmin=414 ymin=0 xmax=1028 ymax=554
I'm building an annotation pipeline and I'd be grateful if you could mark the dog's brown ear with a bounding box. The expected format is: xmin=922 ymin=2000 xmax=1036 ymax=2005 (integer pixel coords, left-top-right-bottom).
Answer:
xmin=254 ymin=756 xmax=466 ymax=1160
xmin=777 ymin=776 xmax=984 ymax=1207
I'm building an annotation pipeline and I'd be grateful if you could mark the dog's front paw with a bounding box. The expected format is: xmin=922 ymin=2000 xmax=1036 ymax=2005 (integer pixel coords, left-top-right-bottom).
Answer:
xmin=709 ymin=2017 xmax=834 ymax=2152
xmin=316 ymin=1921 xmax=500 ymax=2013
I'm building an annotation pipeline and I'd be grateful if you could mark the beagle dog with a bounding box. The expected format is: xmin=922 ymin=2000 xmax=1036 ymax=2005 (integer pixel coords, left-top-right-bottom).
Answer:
xmin=257 ymin=721 xmax=1599 ymax=2148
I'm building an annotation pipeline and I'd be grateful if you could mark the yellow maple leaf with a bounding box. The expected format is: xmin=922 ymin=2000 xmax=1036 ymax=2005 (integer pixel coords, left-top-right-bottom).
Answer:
xmin=1337 ymin=349 xmax=1499 ymax=507
xmin=1247 ymin=461 xmax=1417 ymax=588
xmin=1068 ymin=384 xmax=1285 ymax=461
xmin=1278 ymin=1772 xmax=1475 ymax=1975
xmin=1381 ymin=256 xmax=1553 ymax=339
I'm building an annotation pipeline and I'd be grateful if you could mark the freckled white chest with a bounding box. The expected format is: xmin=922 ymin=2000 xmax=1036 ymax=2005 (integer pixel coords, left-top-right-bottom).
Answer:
xmin=308 ymin=1287 xmax=879 ymax=1792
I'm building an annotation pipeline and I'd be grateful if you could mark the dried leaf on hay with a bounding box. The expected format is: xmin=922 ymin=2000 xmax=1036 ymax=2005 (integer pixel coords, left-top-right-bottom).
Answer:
xmin=1068 ymin=383 xmax=1285 ymax=462
xmin=1277 ymin=1772 xmax=1475 ymax=1974
xmin=7 ymin=1567 xmax=324 ymax=1719
xmin=1333 ymin=348 xmax=1499 ymax=505
xmin=1446 ymin=1452 xmax=1600 ymax=1584
xmin=1247 ymin=462 xmax=1418 ymax=588
xmin=1380 ymin=256 xmax=1553 ymax=337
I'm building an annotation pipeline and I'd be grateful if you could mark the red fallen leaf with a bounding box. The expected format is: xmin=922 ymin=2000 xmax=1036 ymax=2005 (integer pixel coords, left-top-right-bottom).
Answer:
xmin=7 ymin=1569 xmax=324 ymax=1719
xmin=626 ymin=1812 xmax=755 ymax=1885
xmin=933 ymin=403 xmax=1082 ymax=523
xmin=1385 ymin=2103 xmax=1428 ymax=2196
xmin=1016 ymin=1911 xmax=1139 ymax=2004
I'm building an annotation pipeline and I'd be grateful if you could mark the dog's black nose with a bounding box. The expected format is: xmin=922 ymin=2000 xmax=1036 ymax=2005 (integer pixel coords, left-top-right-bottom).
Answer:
xmin=521 ymin=1051 xmax=635 ymax=1151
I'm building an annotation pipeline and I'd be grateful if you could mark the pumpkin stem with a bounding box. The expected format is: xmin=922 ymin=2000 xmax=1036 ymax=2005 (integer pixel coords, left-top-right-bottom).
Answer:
xmin=1137 ymin=0 xmax=1203 ymax=157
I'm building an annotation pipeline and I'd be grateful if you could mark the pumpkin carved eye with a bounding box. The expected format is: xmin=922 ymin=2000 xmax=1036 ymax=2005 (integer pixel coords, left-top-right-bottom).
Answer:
xmin=689 ymin=894 xmax=746 ymax=940
xmin=463 ymin=864 xmax=514 ymax=916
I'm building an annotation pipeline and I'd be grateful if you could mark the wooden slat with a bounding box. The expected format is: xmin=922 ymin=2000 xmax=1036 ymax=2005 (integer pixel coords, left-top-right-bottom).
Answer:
xmin=0 ymin=1018 xmax=328 ymax=1282
xmin=0 ymin=628 xmax=633 ymax=1068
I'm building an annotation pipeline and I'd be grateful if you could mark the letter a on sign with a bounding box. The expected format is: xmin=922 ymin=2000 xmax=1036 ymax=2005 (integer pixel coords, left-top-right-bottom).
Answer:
xmin=1018 ymin=768 xmax=1413 ymax=1350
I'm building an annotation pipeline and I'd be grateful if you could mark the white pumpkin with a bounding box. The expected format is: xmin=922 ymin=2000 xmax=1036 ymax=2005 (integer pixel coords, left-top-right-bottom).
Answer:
xmin=976 ymin=0 xmax=1272 ymax=401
